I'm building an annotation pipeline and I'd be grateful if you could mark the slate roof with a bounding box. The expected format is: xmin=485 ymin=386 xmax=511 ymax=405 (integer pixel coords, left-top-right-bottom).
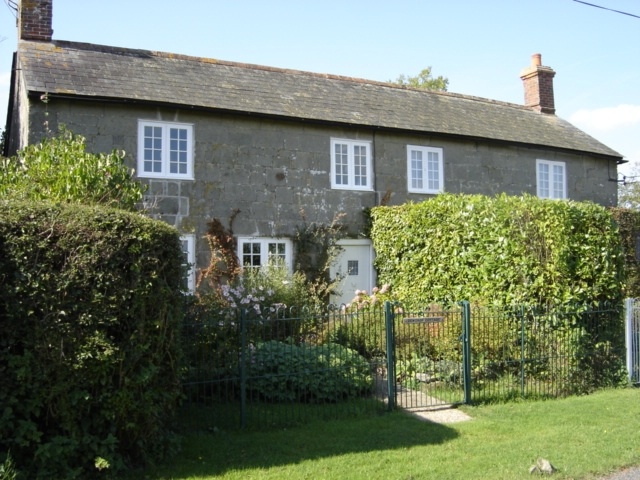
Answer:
xmin=17 ymin=39 xmax=622 ymax=159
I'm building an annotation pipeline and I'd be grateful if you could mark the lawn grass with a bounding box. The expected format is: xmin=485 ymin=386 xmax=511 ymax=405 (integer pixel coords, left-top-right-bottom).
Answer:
xmin=133 ymin=388 xmax=640 ymax=480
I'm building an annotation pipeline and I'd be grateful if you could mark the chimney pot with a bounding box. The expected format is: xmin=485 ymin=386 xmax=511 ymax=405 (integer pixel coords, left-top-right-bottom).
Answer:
xmin=532 ymin=53 xmax=542 ymax=67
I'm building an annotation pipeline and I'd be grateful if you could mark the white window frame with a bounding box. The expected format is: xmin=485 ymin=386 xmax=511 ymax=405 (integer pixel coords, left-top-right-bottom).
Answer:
xmin=536 ymin=159 xmax=567 ymax=199
xmin=330 ymin=138 xmax=373 ymax=191
xmin=407 ymin=145 xmax=444 ymax=194
xmin=180 ymin=234 xmax=196 ymax=293
xmin=137 ymin=120 xmax=194 ymax=180
xmin=237 ymin=237 xmax=293 ymax=271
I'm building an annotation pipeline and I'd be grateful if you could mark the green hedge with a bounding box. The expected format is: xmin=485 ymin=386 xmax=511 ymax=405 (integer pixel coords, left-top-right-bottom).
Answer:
xmin=609 ymin=207 xmax=640 ymax=298
xmin=0 ymin=200 xmax=185 ymax=478
xmin=371 ymin=194 xmax=624 ymax=306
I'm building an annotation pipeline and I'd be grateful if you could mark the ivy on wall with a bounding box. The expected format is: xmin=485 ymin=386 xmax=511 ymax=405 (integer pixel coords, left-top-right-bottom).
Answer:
xmin=294 ymin=211 xmax=346 ymax=303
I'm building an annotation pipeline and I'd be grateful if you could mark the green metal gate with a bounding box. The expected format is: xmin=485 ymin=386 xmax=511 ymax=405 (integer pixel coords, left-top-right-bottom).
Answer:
xmin=384 ymin=301 xmax=471 ymax=410
xmin=383 ymin=301 xmax=625 ymax=409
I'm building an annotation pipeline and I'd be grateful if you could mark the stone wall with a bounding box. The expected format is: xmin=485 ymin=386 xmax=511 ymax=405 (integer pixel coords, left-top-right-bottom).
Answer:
xmin=23 ymin=99 xmax=619 ymax=270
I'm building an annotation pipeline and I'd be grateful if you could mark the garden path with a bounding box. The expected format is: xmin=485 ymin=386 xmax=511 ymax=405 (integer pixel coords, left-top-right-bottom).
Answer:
xmin=375 ymin=374 xmax=472 ymax=424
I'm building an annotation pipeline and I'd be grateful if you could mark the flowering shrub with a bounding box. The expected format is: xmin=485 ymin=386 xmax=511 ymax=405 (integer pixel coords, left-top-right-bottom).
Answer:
xmin=197 ymin=256 xmax=324 ymax=316
xmin=219 ymin=282 xmax=277 ymax=316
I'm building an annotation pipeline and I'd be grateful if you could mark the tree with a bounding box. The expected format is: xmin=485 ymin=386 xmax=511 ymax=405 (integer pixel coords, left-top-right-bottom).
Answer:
xmin=390 ymin=67 xmax=449 ymax=91
xmin=618 ymin=162 xmax=640 ymax=209
xmin=0 ymin=128 xmax=146 ymax=211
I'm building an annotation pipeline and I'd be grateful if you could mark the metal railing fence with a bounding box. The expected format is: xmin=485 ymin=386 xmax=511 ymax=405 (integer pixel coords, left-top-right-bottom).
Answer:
xmin=180 ymin=305 xmax=388 ymax=431
xmin=625 ymin=298 xmax=640 ymax=385
xmin=179 ymin=300 xmax=628 ymax=430
xmin=466 ymin=302 xmax=626 ymax=403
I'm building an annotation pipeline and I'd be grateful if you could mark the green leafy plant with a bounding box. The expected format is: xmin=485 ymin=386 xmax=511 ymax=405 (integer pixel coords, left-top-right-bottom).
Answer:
xmin=371 ymin=193 xmax=624 ymax=307
xmin=245 ymin=341 xmax=372 ymax=402
xmin=0 ymin=453 xmax=19 ymax=480
xmin=0 ymin=127 xmax=146 ymax=211
xmin=609 ymin=207 xmax=640 ymax=297
xmin=294 ymin=211 xmax=346 ymax=305
xmin=0 ymin=200 xmax=184 ymax=478
xmin=198 ymin=210 xmax=344 ymax=308
xmin=322 ymin=285 xmax=397 ymax=359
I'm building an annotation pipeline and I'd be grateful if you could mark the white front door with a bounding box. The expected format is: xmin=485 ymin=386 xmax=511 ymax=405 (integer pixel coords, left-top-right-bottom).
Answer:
xmin=330 ymin=239 xmax=375 ymax=306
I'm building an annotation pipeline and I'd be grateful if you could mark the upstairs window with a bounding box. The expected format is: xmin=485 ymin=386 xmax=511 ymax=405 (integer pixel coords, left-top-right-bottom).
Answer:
xmin=407 ymin=145 xmax=444 ymax=194
xmin=137 ymin=120 xmax=194 ymax=179
xmin=237 ymin=237 xmax=293 ymax=271
xmin=536 ymin=159 xmax=566 ymax=199
xmin=331 ymin=138 xmax=373 ymax=191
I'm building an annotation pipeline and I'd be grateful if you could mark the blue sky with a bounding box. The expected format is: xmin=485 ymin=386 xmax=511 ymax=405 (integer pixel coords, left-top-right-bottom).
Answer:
xmin=1 ymin=0 xmax=639 ymax=175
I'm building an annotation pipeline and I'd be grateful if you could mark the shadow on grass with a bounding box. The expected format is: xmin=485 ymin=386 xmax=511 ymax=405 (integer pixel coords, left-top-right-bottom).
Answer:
xmin=139 ymin=406 xmax=460 ymax=479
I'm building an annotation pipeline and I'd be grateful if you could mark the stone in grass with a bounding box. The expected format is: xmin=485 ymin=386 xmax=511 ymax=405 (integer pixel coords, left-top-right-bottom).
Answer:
xmin=529 ymin=458 xmax=557 ymax=475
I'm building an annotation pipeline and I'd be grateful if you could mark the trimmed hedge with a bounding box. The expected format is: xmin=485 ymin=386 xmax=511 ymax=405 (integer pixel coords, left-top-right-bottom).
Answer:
xmin=0 ymin=200 xmax=185 ymax=478
xmin=609 ymin=207 xmax=640 ymax=298
xmin=371 ymin=194 xmax=625 ymax=306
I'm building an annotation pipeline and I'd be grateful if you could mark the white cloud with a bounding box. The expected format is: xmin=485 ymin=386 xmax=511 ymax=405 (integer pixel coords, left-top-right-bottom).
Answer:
xmin=570 ymin=104 xmax=640 ymax=132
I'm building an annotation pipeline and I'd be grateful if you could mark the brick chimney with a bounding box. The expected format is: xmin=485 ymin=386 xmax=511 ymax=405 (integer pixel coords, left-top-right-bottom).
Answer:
xmin=520 ymin=53 xmax=556 ymax=114
xmin=18 ymin=0 xmax=53 ymax=41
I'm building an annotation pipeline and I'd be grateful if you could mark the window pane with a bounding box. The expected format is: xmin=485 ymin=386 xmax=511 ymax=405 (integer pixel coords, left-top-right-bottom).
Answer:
xmin=353 ymin=145 xmax=367 ymax=187
xmin=242 ymin=242 xmax=261 ymax=267
xmin=427 ymin=151 xmax=439 ymax=190
xmin=334 ymin=143 xmax=349 ymax=185
xmin=411 ymin=150 xmax=423 ymax=189
xmin=347 ymin=260 xmax=359 ymax=276
xmin=538 ymin=163 xmax=549 ymax=198
xmin=169 ymin=128 xmax=189 ymax=176
xmin=268 ymin=242 xmax=287 ymax=264
xmin=143 ymin=125 xmax=163 ymax=173
xmin=552 ymin=165 xmax=564 ymax=198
